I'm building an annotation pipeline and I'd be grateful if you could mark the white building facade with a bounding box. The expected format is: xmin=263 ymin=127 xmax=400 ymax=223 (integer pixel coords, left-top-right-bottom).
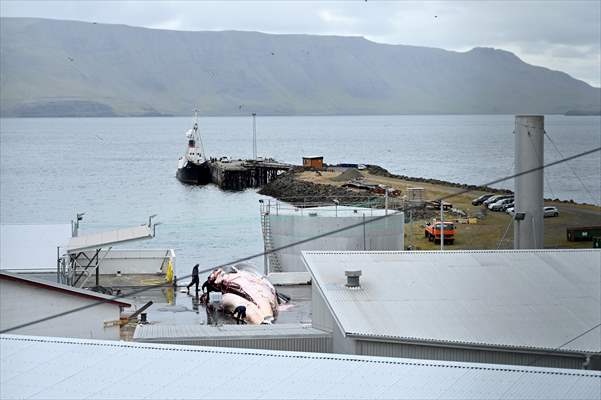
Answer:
xmin=0 ymin=272 xmax=130 ymax=340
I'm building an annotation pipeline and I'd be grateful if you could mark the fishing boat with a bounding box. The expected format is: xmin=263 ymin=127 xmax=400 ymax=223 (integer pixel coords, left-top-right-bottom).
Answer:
xmin=176 ymin=111 xmax=211 ymax=184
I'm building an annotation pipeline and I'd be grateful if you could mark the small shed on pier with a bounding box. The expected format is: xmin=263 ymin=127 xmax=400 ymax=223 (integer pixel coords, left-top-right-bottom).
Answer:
xmin=302 ymin=156 xmax=323 ymax=169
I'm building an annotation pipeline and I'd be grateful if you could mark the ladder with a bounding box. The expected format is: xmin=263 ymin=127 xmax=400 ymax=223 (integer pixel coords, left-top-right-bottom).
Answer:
xmin=261 ymin=211 xmax=282 ymax=273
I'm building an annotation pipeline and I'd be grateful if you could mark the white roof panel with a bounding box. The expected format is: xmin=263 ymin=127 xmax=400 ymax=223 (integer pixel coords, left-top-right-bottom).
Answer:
xmin=66 ymin=225 xmax=153 ymax=253
xmin=0 ymin=224 xmax=71 ymax=271
xmin=303 ymin=249 xmax=601 ymax=353
xmin=1 ymin=335 xmax=599 ymax=400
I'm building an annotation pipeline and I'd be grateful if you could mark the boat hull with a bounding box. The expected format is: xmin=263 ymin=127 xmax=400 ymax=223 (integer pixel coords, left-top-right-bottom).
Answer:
xmin=176 ymin=160 xmax=212 ymax=185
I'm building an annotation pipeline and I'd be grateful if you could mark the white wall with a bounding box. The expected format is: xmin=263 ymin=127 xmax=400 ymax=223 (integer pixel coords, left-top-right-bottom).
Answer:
xmin=269 ymin=213 xmax=403 ymax=272
xmin=0 ymin=279 xmax=123 ymax=340
xmin=74 ymin=249 xmax=174 ymax=275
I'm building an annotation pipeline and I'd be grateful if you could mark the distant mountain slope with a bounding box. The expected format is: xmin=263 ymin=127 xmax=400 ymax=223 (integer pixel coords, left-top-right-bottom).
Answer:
xmin=1 ymin=17 xmax=599 ymax=117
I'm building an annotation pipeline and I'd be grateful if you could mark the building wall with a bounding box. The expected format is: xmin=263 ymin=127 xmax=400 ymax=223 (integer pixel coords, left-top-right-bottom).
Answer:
xmin=311 ymin=283 xmax=355 ymax=355
xmin=354 ymin=339 xmax=587 ymax=370
xmin=271 ymin=213 xmax=404 ymax=272
xmin=311 ymin=284 xmax=335 ymax=332
xmin=0 ymin=279 xmax=122 ymax=340
xmin=136 ymin=336 xmax=332 ymax=353
xmin=75 ymin=249 xmax=174 ymax=275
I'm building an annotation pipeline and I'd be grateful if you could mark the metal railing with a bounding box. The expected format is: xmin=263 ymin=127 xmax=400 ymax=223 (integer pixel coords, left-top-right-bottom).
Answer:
xmin=259 ymin=197 xmax=405 ymax=217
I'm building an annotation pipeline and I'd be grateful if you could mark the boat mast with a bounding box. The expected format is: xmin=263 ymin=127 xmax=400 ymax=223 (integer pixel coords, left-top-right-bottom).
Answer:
xmin=193 ymin=109 xmax=207 ymax=160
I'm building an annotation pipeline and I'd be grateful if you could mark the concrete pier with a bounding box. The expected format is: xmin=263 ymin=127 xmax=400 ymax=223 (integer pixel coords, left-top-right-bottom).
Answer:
xmin=209 ymin=159 xmax=292 ymax=191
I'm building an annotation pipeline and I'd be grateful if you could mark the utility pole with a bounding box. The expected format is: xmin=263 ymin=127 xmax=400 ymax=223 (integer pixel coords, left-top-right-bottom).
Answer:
xmin=252 ymin=112 xmax=257 ymax=160
xmin=384 ymin=188 xmax=389 ymax=215
xmin=440 ymin=201 xmax=444 ymax=251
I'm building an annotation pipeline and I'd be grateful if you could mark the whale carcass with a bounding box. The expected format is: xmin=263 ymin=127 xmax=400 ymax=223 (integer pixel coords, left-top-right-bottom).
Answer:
xmin=201 ymin=263 xmax=282 ymax=324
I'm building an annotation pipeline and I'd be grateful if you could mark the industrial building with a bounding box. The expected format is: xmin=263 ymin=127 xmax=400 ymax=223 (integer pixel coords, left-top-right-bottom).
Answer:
xmin=261 ymin=203 xmax=403 ymax=276
xmin=134 ymin=323 xmax=331 ymax=352
xmin=0 ymin=272 xmax=130 ymax=340
xmin=2 ymin=335 xmax=599 ymax=399
xmin=303 ymin=249 xmax=601 ymax=370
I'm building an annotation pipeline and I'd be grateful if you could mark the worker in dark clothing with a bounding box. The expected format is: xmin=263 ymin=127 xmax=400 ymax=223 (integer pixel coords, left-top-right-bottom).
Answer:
xmin=187 ymin=264 xmax=200 ymax=294
xmin=232 ymin=305 xmax=247 ymax=324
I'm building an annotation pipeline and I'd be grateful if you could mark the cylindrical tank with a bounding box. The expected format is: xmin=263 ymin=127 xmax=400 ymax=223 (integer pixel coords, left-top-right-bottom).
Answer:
xmin=514 ymin=115 xmax=544 ymax=249
xmin=268 ymin=206 xmax=404 ymax=272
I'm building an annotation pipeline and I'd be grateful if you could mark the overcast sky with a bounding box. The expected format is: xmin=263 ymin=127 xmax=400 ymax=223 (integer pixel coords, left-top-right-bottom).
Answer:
xmin=2 ymin=0 xmax=600 ymax=87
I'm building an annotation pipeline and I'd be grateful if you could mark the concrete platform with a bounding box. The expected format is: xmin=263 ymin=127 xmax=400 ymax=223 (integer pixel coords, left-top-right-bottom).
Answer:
xmin=268 ymin=272 xmax=311 ymax=285
xmin=133 ymin=323 xmax=331 ymax=353
xmin=124 ymin=284 xmax=312 ymax=327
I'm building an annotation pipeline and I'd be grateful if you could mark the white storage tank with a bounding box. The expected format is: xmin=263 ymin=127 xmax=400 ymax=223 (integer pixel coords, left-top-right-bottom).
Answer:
xmin=263 ymin=205 xmax=404 ymax=273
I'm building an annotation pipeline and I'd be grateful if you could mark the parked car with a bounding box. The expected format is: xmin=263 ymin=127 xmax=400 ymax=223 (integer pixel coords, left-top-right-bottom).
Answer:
xmin=472 ymin=194 xmax=493 ymax=206
xmin=500 ymin=202 xmax=514 ymax=211
xmin=489 ymin=197 xmax=514 ymax=211
xmin=506 ymin=206 xmax=515 ymax=215
xmin=483 ymin=194 xmax=512 ymax=206
xmin=544 ymin=206 xmax=559 ymax=218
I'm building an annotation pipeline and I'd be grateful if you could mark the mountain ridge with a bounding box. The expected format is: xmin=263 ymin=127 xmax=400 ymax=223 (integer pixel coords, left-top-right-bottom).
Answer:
xmin=1 ymin=17 xmax=599 ymax=117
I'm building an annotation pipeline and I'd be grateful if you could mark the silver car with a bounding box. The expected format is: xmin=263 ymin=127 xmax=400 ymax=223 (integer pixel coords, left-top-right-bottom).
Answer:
xmin=544 ymin=206 xmax=559 ymax=218
xmin=483 ymin=195 xmax=511 ymax=206
xmin=489 ymin=197 xmax=514 ymax=211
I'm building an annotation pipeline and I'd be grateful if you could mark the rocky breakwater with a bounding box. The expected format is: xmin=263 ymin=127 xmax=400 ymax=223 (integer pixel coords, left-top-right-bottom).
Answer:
xmin=259 ymin=168 xmax=356 ymax=204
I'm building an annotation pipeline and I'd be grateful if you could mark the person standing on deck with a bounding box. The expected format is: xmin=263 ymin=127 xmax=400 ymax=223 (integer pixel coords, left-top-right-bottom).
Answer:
xmin=187 ymin=264 xmax=200 ymax=294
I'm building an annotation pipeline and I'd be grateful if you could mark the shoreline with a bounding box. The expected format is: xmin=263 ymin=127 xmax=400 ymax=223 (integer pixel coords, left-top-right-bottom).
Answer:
xmin=260 ymin=164 xmax=598 ymax=207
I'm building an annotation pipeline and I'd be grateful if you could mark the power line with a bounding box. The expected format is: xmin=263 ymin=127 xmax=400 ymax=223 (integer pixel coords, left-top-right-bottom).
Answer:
xmin=544 ymin=130 xmax=599 ymax=205
xmin=496 ymin=216 xmax=514 ymax=249
xmin=526 ymin=132 xmax=557 ymax=200
xmin=1 ymin=146 xmax=600 ymax=334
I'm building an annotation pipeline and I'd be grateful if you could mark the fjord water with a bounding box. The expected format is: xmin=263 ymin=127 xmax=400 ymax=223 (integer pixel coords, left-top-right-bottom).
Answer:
xmin=1 ymin=115 xmax=599 ymax=273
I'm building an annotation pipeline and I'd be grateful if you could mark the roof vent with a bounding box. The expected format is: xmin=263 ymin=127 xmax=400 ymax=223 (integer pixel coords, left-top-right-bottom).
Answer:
xmin=345 ymin=270 xmax=362 ymax=288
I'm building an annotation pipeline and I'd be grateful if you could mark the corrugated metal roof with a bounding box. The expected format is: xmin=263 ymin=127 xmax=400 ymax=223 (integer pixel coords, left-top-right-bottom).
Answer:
xmin=1 ymin=334 xmax=599 ymax=400
xmin=0 ymin=271 xmax=131 ymax=307
xmin=0 ymin=224 xmax=71 ymax=271
xmin=303 ymin=249 xmax=601 ymax=353
xmin=134 ymin=323 xmax=329 ymax=341
xmin=66 ymin=225 xmax=153 ymax=253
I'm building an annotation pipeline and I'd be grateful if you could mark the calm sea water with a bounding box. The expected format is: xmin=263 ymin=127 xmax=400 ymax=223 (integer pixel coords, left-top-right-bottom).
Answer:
xmin=1 ymin=115 xmax=599 ymax=273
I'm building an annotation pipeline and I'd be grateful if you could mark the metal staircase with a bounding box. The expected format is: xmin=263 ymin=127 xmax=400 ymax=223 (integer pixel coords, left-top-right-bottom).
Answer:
xmin=260 ymin=209 xmax=282 ymax=274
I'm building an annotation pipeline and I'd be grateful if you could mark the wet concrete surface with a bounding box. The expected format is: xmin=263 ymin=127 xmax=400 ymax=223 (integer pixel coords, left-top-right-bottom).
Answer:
xmin=123 ymin=284 xmax=312 ymax=327
xmin=15 ymin=273 xmax=312 ymax=335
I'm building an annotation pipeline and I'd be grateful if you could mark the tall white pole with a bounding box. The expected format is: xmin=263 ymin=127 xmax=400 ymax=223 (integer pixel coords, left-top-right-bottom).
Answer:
xmin=252 ymin=113 xmax=257 ymax=160
xmin=384 ymin=188 xmax=389 ymax=215
xmin=514 ymin=115 xmax=544 ymax=249
xmin=440 ymin=201 xmax=444 ymax=251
